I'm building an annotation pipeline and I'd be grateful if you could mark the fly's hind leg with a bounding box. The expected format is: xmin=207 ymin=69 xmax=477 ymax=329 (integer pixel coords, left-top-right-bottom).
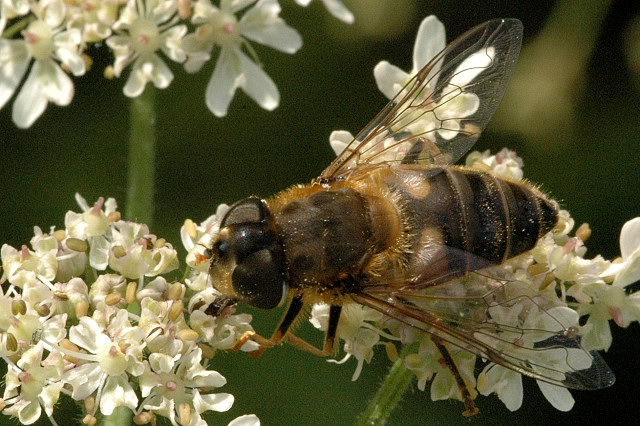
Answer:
xmin=285 ymin=304 xmax=342 ymax=356
xmin=431 ymin=335 xmax=479 ymax=416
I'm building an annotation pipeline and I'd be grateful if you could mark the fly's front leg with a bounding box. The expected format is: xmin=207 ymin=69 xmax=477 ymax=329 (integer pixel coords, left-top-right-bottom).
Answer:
xmin=231 ymin=295 xmax=305 ymax=358
xmin=231 ymin=298 xmax=343 ymax=358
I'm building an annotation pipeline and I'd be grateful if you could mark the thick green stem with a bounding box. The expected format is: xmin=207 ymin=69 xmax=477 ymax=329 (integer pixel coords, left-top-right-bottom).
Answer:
xmin=356 ymin=344 xmax=416 ymax=425
xmin=125 ymin=87 xmax=156 ymax=225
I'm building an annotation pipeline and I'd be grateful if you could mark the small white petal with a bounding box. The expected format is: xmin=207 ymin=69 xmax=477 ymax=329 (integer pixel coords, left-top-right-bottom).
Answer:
xmin=100 ymin=375 xmax=138 ymax=415
xmin=236 ymin=49 xmax=279 ymax=110
xmin=161 ymin=24 xmax=188 ymax=62
xmin=62 ymin=363 xmax=103 ymax=400
xmin=182 ymin=33 xmax=214 ymax=73
xmin=54 ymin=30 xmax=86 ymax=76
xmin=123 ymin=55 xmax=174 ymax=97
xmin=148 ymin=353 xmax=177 ymax=374
xmin=614 ymin=259 xmax=640 ymax=288
xmin=437 ymin=122 xmax=461 ymax=141
xmin=230 ymin=0 xmax=258 ymax=14
xmin=437 ymin=91 xmax=480 ymax=119
xmin=206 ymin=48 xmax=239 ymax=117
xmin=123 ymin=65 xmax=147 ymax=97
xmin=16 ymin=400 xmax=42 ymax=424
xmin=148 ymin=54 xmax=174 ymax=89
xmin=42 ymin=0 xmax=66 ymax=28
xmin=184 ymin=50 xmax=211 ymax=74
xmin=228 ymin=414 xmax=260 ymax=426
xmin=0 ymin=39 xmax=30 ymax=109
xmin=193 ymin=389 xmax=234 ymax=413
xmin=413 ymin=15 xmax=445 ymax=72
xmin=41 ymin=382 xmax=64 ymax=416
xmin=74 ymin=193 xmax=90 ymax=210
xmin=37 ymin=59 xmax=74 ymax=105
xmin=12 ymin=64 xmax=48 ymax=128
xmin=499 ymin=375 xmax=523 ymax=411
xmin=69 ymin=318 xmax=105 ymax=352
xmin=56 ymin=49 xmax=85 ymax=76
xmin=240 ymin=0 xmax=302 ymax=54
xmin=89 ymin=235 xmax=110 ymax=270
xmin=242 ymin=21 xmax=302 ymax=54
xmin=322 ymin=0 xmax=354 ymax=24
xmin=106 ymin=35 xmax=135 ymax=77
xmin=619 ymin=217 xmax=640 ymax=260
xmin=113 ymin=1 xmax=139 ymax=29
xmin=329 ymin=130 xmax=353 ymax=156
xmin=583 ymin=316 xmax=613 ymax=351
xmin=146 ymin=0 xmax=179 ymax=23
xmin=537 ymin=380 xmax=575 ymax=412
xmin=373 ymin=61 xmax=408 ymax=99
xmin=449 ymin=47 xmax=495 ymax=88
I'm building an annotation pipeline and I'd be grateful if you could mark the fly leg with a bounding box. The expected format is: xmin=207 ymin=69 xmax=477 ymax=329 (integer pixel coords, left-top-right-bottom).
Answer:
xmin=231 ymin=295 xmax=304 ymax=357
xmin=431 ymin=335 xmax=479 ymax=416
xmin=232 ymin=296 xmax=342 ymax=358
xmin=285 ymin=304 xmax=342 ymax=356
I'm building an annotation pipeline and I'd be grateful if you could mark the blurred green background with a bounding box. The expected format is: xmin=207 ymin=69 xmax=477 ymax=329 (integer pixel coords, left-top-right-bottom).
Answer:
xmin=2 ymin=0 xmax=640 ymax=424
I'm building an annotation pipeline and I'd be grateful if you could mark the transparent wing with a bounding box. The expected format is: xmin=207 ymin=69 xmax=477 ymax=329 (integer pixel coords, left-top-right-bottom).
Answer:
xmin=320 ymin=18 xmax=523 ymax=182
xmin=352 ymin=270 xmax=615 ymax=390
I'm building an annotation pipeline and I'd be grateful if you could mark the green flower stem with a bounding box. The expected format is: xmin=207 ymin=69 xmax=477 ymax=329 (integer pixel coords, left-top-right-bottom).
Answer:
xmin=356 ymin=343 xmax=417 ymax=425
xmin=1 ymin=15 xmax=34 ymax=38
xmin=125 ymin=86 xmax=156 ymax=225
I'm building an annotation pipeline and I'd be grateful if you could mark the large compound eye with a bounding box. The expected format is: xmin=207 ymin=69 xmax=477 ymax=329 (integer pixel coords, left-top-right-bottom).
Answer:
xmin=212 ymin=197 xmax=286 ymax=309
xmin=231 ymin=248 xmax=287 ymax=309
xmin=217 ymin=197 xmax=275 ymax=264
xmin=221 ymin=197 xmax=269 ymax=227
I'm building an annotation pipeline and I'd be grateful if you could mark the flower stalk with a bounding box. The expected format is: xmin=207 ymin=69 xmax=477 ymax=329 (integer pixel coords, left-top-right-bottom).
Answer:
xmin=125 ymin=86 xmax=156 ymax=226
xmin=356 ymin=344 xmax=417 ymax=426
xmin=1 ymin=15 xmax=33 ymax=38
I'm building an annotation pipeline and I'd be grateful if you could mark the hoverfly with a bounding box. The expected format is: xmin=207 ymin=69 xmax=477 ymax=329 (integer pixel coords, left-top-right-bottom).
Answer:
xmin=206 ymin=18 xmax=615 ymax=415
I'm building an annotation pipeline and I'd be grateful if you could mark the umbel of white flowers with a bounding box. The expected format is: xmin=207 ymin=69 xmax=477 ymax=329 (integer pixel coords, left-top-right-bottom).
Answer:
xmin=0 ymin=0 xmax=353 ymax=128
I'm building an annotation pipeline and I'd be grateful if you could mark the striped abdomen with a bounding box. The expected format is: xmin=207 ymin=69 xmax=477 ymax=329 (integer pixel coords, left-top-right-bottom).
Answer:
xmin=392 ymin=166 xmax=558 ymax=284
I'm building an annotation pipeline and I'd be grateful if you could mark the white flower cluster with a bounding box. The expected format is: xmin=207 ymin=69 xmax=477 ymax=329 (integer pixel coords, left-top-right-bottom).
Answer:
xmin=0 ymin=194 xmax=258 ymax=425
xmin=0 ymin=0 xmax=353 ymax=128
xmin=310 ymin=148 xmax=640 ymax=413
